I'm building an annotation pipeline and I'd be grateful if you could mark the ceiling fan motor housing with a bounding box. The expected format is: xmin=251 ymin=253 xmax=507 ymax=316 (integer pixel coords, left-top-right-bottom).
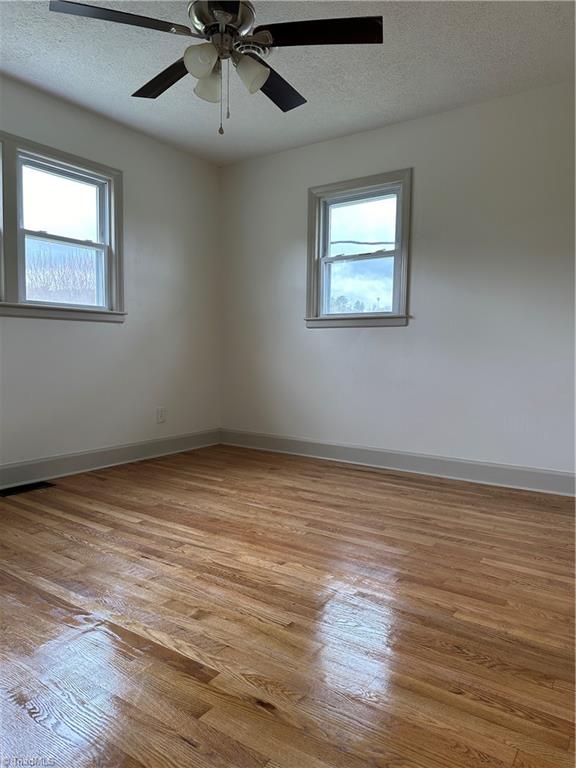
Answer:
xmin=188 ymin=2 xmax=270 ymax=59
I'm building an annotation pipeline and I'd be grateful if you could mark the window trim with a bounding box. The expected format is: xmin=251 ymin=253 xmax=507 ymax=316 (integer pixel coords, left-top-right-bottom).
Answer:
xmin=0 ymin=131 xmax=125 ymax=322
xmin=306 ymin=168 xmax=412 ymax=328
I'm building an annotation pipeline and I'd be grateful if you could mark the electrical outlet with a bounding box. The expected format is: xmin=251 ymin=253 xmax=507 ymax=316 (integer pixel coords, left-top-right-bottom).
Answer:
xmin=156 ymin=406 xmax=166 ymax=424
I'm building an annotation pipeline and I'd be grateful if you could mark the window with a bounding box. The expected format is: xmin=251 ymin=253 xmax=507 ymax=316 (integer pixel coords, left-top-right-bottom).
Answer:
xmin=0 ymin=132 xmax=124 ymax=321
xmin=306 ymin=168 xmax=411 ymax=328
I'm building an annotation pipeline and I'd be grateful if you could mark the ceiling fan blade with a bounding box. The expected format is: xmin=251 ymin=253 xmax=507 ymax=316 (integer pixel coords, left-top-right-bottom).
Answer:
xmin=132 ymin=59 xmax=188 ymax=99
xmin=254 ymin=16 xmax=383 ymax=47
xmin=248 ymin=54 xmax=306 ymax=112
xmin=49 ymin=0 xmax=198 ymax=37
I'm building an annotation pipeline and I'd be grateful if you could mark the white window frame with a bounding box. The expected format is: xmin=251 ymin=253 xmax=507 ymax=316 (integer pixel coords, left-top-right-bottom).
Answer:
xmin=0 ymin=131 xmax=124 ymax=322
xmin=306 ymin=168 xmax=412 ymax=328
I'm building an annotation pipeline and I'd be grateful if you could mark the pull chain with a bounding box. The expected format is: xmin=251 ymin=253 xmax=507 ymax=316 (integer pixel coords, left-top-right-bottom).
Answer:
xmin=218 ymin=62 xmax=224 ymax=135
xmin=226 ymin=58 xmax=231 ymax=120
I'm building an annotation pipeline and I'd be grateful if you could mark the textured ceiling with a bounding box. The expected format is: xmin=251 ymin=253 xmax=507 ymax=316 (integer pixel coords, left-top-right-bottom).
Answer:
xmin=0 ymin=1 xmax=573 ymax=164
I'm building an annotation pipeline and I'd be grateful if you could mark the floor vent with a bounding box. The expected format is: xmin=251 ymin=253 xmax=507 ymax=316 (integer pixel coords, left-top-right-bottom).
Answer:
xmin=0 ymin=481 xmax=55 ymax=497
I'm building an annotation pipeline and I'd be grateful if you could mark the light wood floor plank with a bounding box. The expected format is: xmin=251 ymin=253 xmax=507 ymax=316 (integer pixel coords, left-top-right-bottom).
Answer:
xmin=0 ymin=446 xmax=573 ymax=767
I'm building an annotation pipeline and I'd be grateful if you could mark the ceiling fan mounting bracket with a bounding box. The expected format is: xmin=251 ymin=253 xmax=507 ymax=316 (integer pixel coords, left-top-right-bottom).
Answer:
xmin=188 ymin=1 xmax=256 ymax=38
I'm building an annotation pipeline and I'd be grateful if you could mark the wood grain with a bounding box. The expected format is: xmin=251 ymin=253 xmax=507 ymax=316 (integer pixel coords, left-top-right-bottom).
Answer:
xmin=0 ymin=446 xmax=573 ymax=767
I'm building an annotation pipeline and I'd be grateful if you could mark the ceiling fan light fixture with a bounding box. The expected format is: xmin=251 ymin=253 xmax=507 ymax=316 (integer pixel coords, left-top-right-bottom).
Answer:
xmin=183 ymin=42 xmax=219 ymax=79
xmin=234 ymin=53 xmax=270 ymax=94
xmin=193 ymin=62 xmax=222 ymax=103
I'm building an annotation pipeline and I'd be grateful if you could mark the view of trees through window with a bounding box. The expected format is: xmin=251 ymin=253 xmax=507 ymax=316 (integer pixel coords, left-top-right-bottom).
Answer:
xmin=25 ymin=237 xmax=105 ymax=306
xmin=326 ymin=257 xmax=394 ymax=314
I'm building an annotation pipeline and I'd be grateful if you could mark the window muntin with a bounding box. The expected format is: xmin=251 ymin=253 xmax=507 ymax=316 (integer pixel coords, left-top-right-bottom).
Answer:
xmin=307 ymin=169 xmax=411 ymax=328
xmin=0 ymin=131 xmax=124 ymax=321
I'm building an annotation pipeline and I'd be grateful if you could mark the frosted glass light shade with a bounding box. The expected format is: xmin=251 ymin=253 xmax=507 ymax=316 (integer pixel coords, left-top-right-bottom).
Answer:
xmin=183 ymin=43 xmax=219 ymax=79
xmin=194 ymin=67 xmax=221 ymax=103
xmin=234 ymin=53 xmax=270 ymax=94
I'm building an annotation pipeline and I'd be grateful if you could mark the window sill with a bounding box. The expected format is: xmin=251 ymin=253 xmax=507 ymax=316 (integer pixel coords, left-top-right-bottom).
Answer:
xmin=0 ymin=303 xmax=126 ymax=323
xmin=305 ymin=314 xmax=408 ymax=328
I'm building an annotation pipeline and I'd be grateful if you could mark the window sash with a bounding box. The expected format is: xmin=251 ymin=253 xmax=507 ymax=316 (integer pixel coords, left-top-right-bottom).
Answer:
xmin=20 ymin=232 xmax=109 ymax=309
xmin=17 ymin=153 xmax=109 ymax=244
xmin=321 ymin=187 xmax=402 ymax=262
xmin=320 ymin=253 xmax=402 ymax=318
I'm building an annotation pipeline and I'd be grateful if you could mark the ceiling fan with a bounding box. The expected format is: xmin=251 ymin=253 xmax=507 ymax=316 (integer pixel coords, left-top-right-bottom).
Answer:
xmin=49 ymin=1 xmax=383 ymax=128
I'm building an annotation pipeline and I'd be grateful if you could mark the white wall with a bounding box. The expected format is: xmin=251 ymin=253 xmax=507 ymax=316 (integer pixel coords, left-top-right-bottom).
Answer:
xmin=1 ymin=80 xmax=572 ymax=476
xmin=0 ymin=76 xmax=220 ymax=464
xmin=220 ymin=83 xmax=574 ymax=473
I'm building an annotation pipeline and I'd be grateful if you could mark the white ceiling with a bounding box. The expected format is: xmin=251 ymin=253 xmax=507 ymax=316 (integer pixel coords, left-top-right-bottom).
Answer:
xmin=0 ymin=1 xmax=573 ymax=164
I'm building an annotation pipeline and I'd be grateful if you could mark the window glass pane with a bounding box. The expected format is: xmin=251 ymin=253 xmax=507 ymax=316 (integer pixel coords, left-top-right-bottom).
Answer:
xmin=24 ymin=235 xmax=106 ymax=307
xmin=22 ymin=164 xmax=100 ymax=242
xmin=328 ymin=194 xmax=397 ymax=257
xmin=324 ymin=256 xmax=394 ymax=315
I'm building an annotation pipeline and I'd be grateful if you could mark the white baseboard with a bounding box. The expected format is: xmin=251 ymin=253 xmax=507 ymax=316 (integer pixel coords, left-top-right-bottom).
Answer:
xmin=0 ymin=430 xmax=220 ymax=489
xmin=1 ymin=428 xmax=573 ymax=496
xmin=220 ymin=429 xmax=575 ymax=496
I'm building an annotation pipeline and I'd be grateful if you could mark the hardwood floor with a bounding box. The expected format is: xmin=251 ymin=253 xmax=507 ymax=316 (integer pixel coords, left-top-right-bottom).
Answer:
xmin=0 ymin=445 xmax=573 ymax=768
